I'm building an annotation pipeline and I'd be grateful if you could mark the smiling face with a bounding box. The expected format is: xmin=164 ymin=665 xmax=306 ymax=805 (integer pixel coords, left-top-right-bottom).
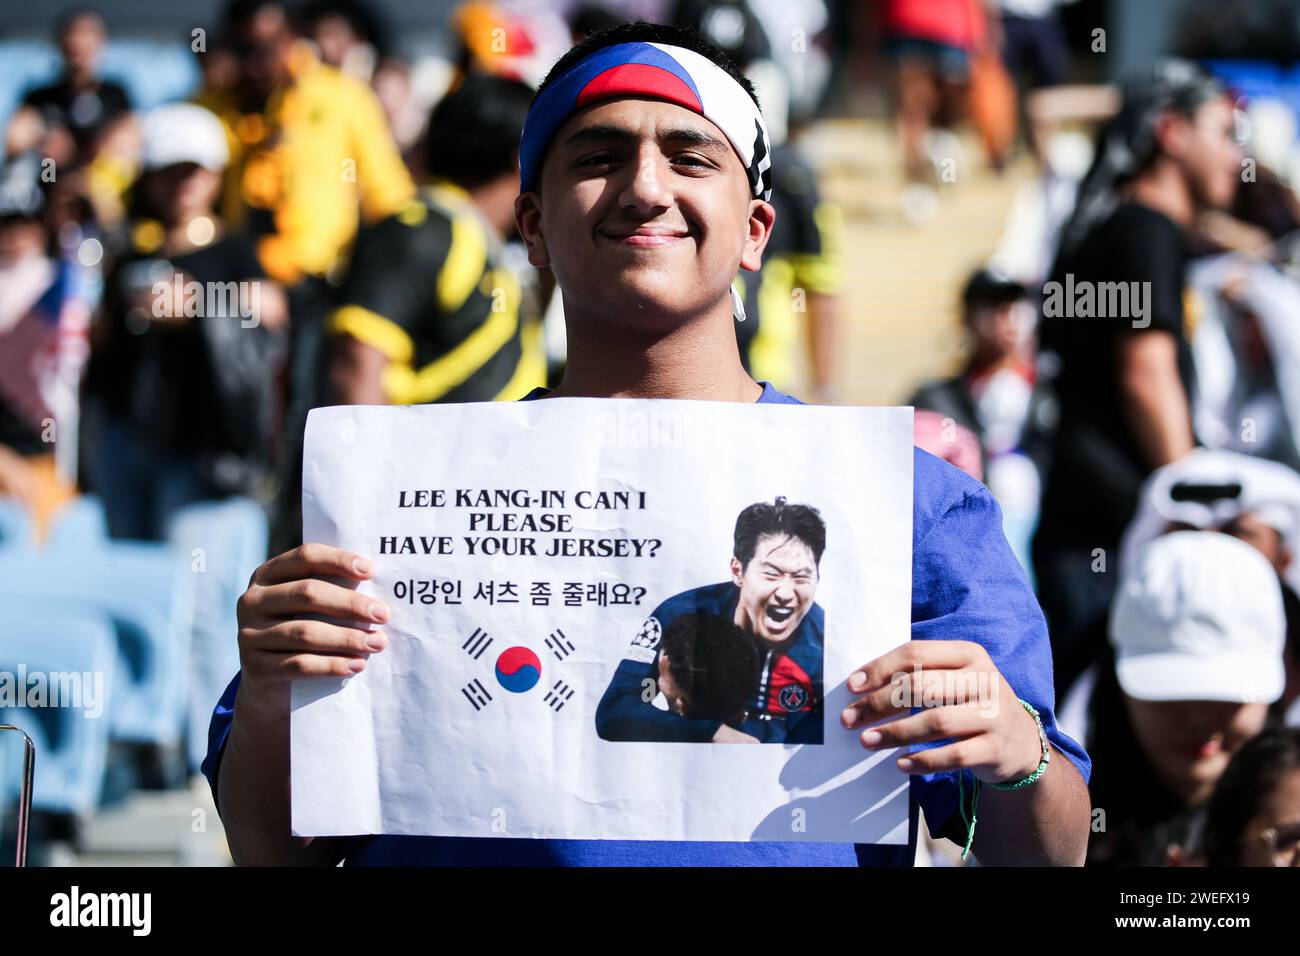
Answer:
xmin=515 ymin=96 xmax=773 ymax=334
xmin=731 ymin=534 xmax=819 ymax=645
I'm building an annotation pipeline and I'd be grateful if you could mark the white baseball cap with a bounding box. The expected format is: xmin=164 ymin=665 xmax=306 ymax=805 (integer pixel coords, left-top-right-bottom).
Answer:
xmin=1121 ymin=449 xmax=1300 ymax=591
xmin=1110 ymin=530 xmax=1286 ymax=704
xmin=141 ymin=103 xmax=229 ymax=173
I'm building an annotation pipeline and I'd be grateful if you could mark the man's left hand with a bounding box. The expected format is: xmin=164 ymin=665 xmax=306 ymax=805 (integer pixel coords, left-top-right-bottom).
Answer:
xmin=841 ymin=640 xmax=1043 ymax=785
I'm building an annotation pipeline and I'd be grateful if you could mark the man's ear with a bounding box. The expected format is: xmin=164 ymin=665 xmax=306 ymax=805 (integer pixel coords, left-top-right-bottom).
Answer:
xmin=1153 ymin=108 xmax=1193 ymax=163
xmin=730 ymin=555 xmax=745 ymax=586
xmin=739 ymin=199 xmax=776 ymax=273
xmin=514 ymin=191 xmax=550 ymax=268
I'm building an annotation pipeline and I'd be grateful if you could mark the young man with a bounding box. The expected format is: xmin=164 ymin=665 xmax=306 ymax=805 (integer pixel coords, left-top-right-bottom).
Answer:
xmin=1034 ymin=62 xmax=1243 ymax=701
xmin=206 ymin=22 xmax=1092 ymax=866
xmin=596 ymin=497 xmax=825 ymax=744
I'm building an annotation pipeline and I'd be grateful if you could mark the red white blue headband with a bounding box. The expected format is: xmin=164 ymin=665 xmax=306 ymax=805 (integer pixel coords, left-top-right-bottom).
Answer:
xmin=519 ymin=41 xmax=772 ymax=202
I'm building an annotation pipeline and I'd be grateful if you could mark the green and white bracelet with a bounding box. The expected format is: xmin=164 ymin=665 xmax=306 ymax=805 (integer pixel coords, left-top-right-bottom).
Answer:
xmin=987 ymin=698 xmax=1051 ymax=791
xmin=955 ymin=699 xmax=1051 ymax=861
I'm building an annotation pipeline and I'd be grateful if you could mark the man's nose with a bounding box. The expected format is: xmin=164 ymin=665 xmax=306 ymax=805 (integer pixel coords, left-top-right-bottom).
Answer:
xmin=618 ymin=146 xmax=672 ymax=215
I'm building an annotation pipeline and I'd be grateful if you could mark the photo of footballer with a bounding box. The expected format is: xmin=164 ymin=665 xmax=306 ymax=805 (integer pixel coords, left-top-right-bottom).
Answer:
xmin=595 ymin=497 xmax=826 ymax=744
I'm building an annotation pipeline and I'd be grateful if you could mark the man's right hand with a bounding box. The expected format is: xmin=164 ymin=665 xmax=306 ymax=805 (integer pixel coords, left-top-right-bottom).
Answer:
xmin=234 ymin=543 xmax=390 ymax=721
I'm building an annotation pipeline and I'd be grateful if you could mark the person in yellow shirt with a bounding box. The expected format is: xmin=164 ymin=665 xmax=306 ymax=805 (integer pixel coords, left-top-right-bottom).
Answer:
xmin=202 ymin=0 xmax=415 ymax=552
xmin=209 ymin=0 xmax=413 ymax=286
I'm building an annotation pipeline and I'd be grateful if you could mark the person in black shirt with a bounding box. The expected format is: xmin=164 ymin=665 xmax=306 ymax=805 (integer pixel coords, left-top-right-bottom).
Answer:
xmin=18 ymin=10 xmax=131 ymax=164
xmin=83 ymin=103 xmax=287 ymax=539
xmin=326 ymin=73 xmax=544 ymax=407
xmin=1034 ymin=61 xmax=1243 ymax=700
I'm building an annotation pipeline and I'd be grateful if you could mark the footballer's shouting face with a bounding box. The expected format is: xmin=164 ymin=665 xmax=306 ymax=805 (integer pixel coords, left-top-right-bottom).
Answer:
xmin=516 ymin=97 xmax=774 ymax=334
xmin=730 ymin=533 xmax=819 ymax=645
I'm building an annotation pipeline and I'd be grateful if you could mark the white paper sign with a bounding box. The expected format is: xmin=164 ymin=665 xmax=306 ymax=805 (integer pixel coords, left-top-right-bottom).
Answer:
xmin=291 ymin=399 xmax=914 ymax=843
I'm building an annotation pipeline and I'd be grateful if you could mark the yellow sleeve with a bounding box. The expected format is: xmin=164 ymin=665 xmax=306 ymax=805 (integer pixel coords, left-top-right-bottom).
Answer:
xmin=791 ymin=202 xmax=844 ymax=296
xmin=347 ymin=79 xmax=416 ymax=222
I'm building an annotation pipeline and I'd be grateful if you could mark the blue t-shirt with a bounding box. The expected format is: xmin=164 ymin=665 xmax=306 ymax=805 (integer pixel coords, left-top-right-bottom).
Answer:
xmin=203 ymin=382 xmax=1091 ymax=866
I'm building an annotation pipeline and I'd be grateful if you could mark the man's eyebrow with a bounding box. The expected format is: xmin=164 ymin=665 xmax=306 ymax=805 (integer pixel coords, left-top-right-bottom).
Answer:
xmin=560 ymin=123 xmax=730 ymax=154
xmin=761 ymin=559 xmax=813 ymax=575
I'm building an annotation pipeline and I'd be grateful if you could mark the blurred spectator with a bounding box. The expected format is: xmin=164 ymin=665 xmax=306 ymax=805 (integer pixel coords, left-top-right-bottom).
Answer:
xmin=452 ymin=0 xmax=574 ymax=88
xmin=193 ymin=34 xmax=241 ymax=104
xmin=727 ymin=140 xmax=842 ymax=397
xmin=1119 ymin=449 xmax=1300 ymax=715
xmin=82 ymin=103 xmax=286 ymax=540
xmin=0 ymin=167 xmax=59 ymax=517
xmin=0 ymin=157 xmax=94 ymax=536
xmin=370 ymin=57 xmax=426 ymax=166
xmin=745 ymin=0 xmax=833 ymax=126
xmin=991 ymin=0 xmax=1071 ymax=91
xmin=988 ymin=87 xmax=1119 ymax=287
xmin=673 ymin=0 xmax=770 ymax=66
xmin=1086 ymin=531 xmax=1285 ymax=865
xmin=12 ymin=9 xmax=131 ymax=167
xmin=1035 ymin=62 xmax=1242 ymax=700
xmin=880 ymin=0 xmax=987 ymax=198
xmin=1190 ymin=254 xmax=1300 ymax=471
xmin=912 ymin=268 xmax=1050 ymax=471
xmin=327 ymin=73 xmax=545 ymax=407
xmin=1202 ymin=726 xmax=1300 ymax=867
xmin=301 ymin=0 xmax=389 ymax=80
xmin=209 ymin=0 xmax=413 ymax=287
xmin=203 ymin=0 xmax=414 ymax=550
xmin=912 ymin=267 xmax=1051 ymax=571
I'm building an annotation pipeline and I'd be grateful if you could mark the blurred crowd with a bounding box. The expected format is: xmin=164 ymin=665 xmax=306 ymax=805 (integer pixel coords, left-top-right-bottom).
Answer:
xmin=1 ymin=0 xmax=1300 ymax=868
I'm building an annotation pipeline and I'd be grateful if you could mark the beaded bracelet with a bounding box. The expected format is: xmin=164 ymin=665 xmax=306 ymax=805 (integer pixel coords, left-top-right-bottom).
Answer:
xmin=987 ymin=698 xmax=1051 ymax=791
xmin=953 ymin=699 xmax=1051 ymax=861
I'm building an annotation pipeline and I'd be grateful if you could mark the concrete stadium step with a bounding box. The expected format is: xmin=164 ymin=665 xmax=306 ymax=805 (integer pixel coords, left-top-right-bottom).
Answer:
xmin=799 ymin=119 xmax=1034 ymax=406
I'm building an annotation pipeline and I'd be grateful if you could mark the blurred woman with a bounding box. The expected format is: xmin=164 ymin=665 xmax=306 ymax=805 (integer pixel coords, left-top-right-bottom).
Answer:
xmin=83 ymin=103 xmax=286 ymax=539
xmin=1202 ymin=726 xmax=1300 ymax=866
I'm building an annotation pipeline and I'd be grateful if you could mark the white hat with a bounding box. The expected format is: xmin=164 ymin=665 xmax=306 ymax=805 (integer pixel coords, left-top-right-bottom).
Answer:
xmin=1120 ymin=449 xmax=1300 ymax=593
xmin=1110 ymin=530 xmax=1286 ymax=704
xmin=141 ymin=103 xmax=229 ymax=173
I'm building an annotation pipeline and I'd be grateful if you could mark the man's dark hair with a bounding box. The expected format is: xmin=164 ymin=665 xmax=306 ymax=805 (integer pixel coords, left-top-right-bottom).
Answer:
xmin=1202 ymin=725 xmax=1300 ymax=866
xmin=535 ymin=20 xmax=759 ymax=109
xmin=733 ymin=497 xmax=826 ymax=570
xmin=570 ymin=4 xmax=628 ymax=42
xmin=425 ymin=74 xmax=535 ymax=190
xmin=660 ymin=613 xmax=760 ymax=722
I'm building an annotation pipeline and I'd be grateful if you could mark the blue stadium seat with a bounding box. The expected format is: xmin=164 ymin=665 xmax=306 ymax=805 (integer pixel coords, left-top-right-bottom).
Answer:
xmin=0 ymin=498 xmax=194 ymax=750
xmin=167 ymin=498 xmax=266 ymax=770
xmin=0 ymin=604 xmax=116 ymax=817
